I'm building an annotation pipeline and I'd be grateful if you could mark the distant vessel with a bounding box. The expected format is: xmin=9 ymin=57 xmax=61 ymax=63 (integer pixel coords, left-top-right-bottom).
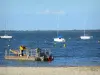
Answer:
xmin=80 ymin=30 xmax=91 ymax=40
xmin=54 ymin=16 xmax=66 ymax=42
xmin=0 ymin=21 xmax=12 ymax=39
xmin=54 ymin=36 xmax=66 ymax=42
xmin=0 ymin=34 xmax=12 ymax=39
xmin=80 ymin=35 xmax=91 ymax=40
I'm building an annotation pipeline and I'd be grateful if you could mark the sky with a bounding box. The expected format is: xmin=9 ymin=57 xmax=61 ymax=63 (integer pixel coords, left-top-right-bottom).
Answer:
xmin=0 ymin=0 xmax=100 ymax=30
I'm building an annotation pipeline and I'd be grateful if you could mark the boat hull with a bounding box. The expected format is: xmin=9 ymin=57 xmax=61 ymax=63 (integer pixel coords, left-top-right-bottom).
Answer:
xmin=5 ymin=56 xmax=54 ymax=61
xmin=0 ymin=35 xmax=12 ymax=39
xmin=54 ymin=38 xmax=66 ymax=42
xmin=80 ymin=36 xmax=91 ymax=40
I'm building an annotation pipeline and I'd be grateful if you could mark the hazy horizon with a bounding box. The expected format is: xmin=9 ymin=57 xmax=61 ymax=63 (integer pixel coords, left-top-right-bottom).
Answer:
xmin=0 ymin=29 xmax=100 ymax=31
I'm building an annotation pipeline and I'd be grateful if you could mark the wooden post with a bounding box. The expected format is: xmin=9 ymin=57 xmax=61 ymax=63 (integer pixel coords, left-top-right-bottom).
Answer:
xmin=31 ymin=49 xmax=32 ymax=56
xmin=26 ymin=49 xmax=29 ymax=58
xmin=8 ymin=49 xmax=10 ymax=56
xmin=5 ymin=50 xmax=7 ymax=56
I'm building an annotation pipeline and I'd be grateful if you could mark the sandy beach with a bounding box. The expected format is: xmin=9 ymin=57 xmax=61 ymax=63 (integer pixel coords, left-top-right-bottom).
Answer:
xmin=0 ymin=66 xmax=100 ymax=75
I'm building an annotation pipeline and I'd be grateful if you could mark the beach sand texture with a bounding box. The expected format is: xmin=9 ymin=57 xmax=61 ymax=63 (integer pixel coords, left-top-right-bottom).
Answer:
xmin=0 ymin=66 xmax=100 ymax=75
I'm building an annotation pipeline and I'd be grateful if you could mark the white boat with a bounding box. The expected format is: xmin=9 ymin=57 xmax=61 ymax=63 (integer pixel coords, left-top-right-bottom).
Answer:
xmin=54 ymin=37 xmax=66 ymax=42
xmin=53 ymin=16 xmax=66 ymax=42
xmin=0 ymin=21 xmax=12 ymax=39
xmin=0 ymin=34 xmax=12 ymax=39
xmin=80 ymin=30 xmax=91 ymax=40
xmin=80 ymin=35 xmax=91 ymax=40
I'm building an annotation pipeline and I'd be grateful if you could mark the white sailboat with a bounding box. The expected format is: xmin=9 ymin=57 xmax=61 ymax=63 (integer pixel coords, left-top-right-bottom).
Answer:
xmin=54 ymin=36 xmax=66 ymax=42
xmin=0 ymin=34 xmax=12 ymax=39
xmin=80 ymin=17 xmax=93 ymax=40
xmin=54 ymin=16 xmax=66 ymax=42
xmin=80 ymin=29 xmax=91 ymax=40
xmin=0 ymin=22 xmax=12 ymax=39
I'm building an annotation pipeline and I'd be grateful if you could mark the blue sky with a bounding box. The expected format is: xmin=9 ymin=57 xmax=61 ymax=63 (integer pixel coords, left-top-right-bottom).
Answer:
xmin=0 ymin=0 xmax=100 ymax=30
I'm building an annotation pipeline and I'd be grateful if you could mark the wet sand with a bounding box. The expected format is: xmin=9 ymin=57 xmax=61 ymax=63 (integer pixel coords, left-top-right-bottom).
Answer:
xmin=0 ymin=66 xmax=100 ymax=75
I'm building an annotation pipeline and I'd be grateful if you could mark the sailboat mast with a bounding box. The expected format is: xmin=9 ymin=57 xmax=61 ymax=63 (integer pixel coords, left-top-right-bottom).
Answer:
xmin=84 ymin=29 xmax=85 ymax=36
xmin=83 ymin=17 xmax=86 ymax=36
xmin=57 ymin=15 xmax=59 ymax=37
xmin=57 ymin=24 xmax=59 ymax=37
xmin=5 ymin=20 xmax=6 ymax=35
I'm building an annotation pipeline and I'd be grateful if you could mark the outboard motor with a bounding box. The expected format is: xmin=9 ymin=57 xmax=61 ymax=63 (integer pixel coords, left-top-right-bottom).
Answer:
xmin=48 ymin=55 xmax=54 ymax=62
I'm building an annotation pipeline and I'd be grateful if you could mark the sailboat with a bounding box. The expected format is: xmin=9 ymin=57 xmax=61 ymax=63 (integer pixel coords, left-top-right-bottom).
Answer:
xmin=0 ymin=34 xmax=12 ymax=39
xmin=54 ymin=35 xmax=66 ymax=42
xmin=80 ymin=17 xmax=93 ymax=40
xmin=53 ymin=16 xmax=66 ymax=42
xmin=0 ymin=21 xmax=12 ymax=39
xmin=80 ymin=29 xmax=91 ymax=40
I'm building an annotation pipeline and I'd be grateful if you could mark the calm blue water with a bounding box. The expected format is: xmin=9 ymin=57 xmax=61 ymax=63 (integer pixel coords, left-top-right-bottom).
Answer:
xmin=0 ymin=30 xmax=100 ymax=67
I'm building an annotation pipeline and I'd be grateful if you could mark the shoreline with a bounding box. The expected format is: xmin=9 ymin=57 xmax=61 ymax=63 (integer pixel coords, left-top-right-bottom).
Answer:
xmin=0 ymin=66 xmax=100 ymax=75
